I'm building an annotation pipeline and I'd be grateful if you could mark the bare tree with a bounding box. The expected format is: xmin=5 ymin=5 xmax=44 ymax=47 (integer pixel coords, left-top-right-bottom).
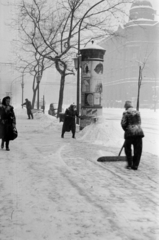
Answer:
xmin=15 ymin=50 xmax=54 ymax=108
xmin=136 ymin=48 xmax=154 ymax=111
xmin=16 ymin=0 xmax=132 ymax=117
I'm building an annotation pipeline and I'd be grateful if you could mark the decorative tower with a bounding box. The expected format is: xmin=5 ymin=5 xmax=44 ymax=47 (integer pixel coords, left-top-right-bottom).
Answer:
xmin=80 ymin=41 xmax=106 ymax=130
xmin=128 ymin=0 xmax=156 ymax=24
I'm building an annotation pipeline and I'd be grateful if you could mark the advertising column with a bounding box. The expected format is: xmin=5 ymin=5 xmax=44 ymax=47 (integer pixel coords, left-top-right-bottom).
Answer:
xmin=80 ymin=41 xmax=106 ymax=130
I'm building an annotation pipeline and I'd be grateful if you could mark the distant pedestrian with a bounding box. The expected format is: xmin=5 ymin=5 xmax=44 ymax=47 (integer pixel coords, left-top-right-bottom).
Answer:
xmin=48 ymin=103 xmax=57 ymax=117
xmin=121 ymin=101 xmax=144 ymax=170
xmin=61 ymin=104 xmax=80 ymax=139
xmin=22 ymin=99 xmax=33 ymax=119
xmin=0 ymin=96 xmax=17 ymax=151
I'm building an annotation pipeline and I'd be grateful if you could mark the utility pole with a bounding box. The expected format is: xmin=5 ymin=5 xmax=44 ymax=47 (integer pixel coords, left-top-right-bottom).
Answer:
xmin=37 ymin=81 xmax=40 ymax=110
xmin=43 ymin=95 xmax=45 ymax=113
xmin=21 ymin=74 xmax=24 ymax=108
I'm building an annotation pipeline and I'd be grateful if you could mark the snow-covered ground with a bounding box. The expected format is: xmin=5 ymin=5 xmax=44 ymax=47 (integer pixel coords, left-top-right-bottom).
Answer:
xmin=77 ymin=108 xmax=159 ymax=157
xmin=0 ymin=107 xmax=158 ymax=240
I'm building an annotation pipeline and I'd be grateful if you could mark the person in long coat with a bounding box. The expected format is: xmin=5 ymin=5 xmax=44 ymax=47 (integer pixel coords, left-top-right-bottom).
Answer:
xmin=61 ymin=104 xmax=80 ymax=139
xmin=0 ymin=100 xmax=3 ymax=142
xmin=22 ymin=98 xmax=33 ymax=119
xmin=121 ymin=101 xmax=144 ymax=170
xmin=0 ymin=96 xmax=16 ymax=151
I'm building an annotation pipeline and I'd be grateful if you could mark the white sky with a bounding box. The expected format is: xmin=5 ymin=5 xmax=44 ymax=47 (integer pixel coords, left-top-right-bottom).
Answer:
xmin=0 ymin=0 xmax=159 ymax=103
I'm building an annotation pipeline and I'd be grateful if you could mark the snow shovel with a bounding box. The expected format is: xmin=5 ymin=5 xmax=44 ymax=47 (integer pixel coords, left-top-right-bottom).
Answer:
xmin=118 ymin=141 xmax=125 ymax=159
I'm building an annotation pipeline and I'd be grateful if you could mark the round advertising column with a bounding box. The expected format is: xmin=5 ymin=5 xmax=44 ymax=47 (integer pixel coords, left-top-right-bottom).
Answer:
xmin=80 ymin=41 xmax=106 ymax=130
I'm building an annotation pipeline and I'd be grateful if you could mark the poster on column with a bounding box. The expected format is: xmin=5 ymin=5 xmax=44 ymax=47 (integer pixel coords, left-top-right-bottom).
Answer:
xmin=81 ymin=77 xmax=90 ymax=93
xmin=81 ymin=61 xmax=91 ymax=78
xmin=81 ymin=61 xmax=91 ymax=94
xmin=92 ymin=61 xmax=103 ymax=106
xmin=91 ymin=62 xmax=103 ymax=88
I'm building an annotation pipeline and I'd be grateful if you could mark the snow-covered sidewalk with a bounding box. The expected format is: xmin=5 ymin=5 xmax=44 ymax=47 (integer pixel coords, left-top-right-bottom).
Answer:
xmin=0 ymin=108 xmax=158 ymax=240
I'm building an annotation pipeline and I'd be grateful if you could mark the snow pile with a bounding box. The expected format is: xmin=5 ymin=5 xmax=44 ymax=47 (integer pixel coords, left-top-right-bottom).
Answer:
xmin=77 ymin=117 xmax=123 ymax=148
xmin=34 ymin=111 xmax=58 ymax=129
xmin=14 ymin=107 xmax=26 ymax=117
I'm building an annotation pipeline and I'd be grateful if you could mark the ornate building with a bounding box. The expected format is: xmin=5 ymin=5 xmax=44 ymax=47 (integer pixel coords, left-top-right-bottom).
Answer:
xmin=100 ymin=0 xmax=159 ymax=108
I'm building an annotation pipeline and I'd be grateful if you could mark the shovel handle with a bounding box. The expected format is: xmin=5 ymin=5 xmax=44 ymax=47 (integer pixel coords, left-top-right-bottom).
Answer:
xmin=118 ymin=142 xmax=125 ymax=157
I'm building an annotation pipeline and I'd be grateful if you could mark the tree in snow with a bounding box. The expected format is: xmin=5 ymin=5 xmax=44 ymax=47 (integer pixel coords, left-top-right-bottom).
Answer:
xmin=15 ymin=0 xmax=133 ymax=117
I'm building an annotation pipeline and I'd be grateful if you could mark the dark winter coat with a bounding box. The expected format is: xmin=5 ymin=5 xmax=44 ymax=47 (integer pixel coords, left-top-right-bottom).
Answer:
xmin=62 ymin=107 xmax=78 ymax=133
xmin=121 ymin=107 xmax=144 ymax=139
xmin=0 ymin=106 xmax=3 ymax=139
xmin=22 ymin=100 xmax=32 ymax=115
xmin=22 ymin=100 xmax=32 ymax=110
xmin=0 ymin=105 xmax=16 ymax=141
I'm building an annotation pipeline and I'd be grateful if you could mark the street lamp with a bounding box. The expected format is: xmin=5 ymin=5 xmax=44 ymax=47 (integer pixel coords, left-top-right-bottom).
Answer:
xmin=73 ymin=55 xmax=81 ymax=124
xmin=73 ymin=55 xmax=82 ymax=71
xmin=36 ymin=73 xmax=42 ymax=110
xmin=73 ymin=57 xmax=78 ymax=71
xmin=73 ymin=55 xmax=81 ymax=121
xmin=73 ymin=55 xmax=81 ymax=113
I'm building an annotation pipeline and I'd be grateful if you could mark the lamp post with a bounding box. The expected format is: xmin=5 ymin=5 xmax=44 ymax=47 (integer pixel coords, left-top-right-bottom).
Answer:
xmin=21 ymin=74 xmax=24 ymax=108
xmin=73 ymin=54 xmax=81 ymax=113
xmin=36 ymin=73 xmax=42 ymax=110
xmin=73 ymin=54 xmax=81 ymax=124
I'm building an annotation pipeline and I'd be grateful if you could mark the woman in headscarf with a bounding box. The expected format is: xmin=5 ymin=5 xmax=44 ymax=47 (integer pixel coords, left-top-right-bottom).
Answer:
xmin=0 ymin=96 xmax=16 ymax=151
xmin=61 ymin=104 xmax=80 ymax=139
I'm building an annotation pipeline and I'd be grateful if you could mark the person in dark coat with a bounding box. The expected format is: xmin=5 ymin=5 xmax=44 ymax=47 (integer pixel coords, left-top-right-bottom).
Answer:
xmin=121 ymin=101 xmax=144 ymax=170
xmin=0 ymin=96 xmax=16 ymax=151
xmin=61 ymin=104 xmax=80 ymax=139
xmin=0 ymin=100 xmax=3 ymax=142
xmin=22 ymin=98 xmax=33 ymax=119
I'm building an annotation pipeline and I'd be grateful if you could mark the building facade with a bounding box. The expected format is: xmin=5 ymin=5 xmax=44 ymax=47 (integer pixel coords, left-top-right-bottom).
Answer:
xmin=100 ymin=0 xmax=159 ymax=108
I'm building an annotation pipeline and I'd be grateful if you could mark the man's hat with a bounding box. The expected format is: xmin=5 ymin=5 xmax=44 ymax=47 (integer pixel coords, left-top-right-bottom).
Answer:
xmin=124 ymin=101 xmax=133 ymax=109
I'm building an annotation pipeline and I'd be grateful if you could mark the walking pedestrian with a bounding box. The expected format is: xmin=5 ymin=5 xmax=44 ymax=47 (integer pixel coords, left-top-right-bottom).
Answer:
xmin=121 ymin=101 xmax=144 ymax=170
xmin=0 ymin=96 xmax=17 ymax=151
xmin=22 ymin=98 xmax=33 ymax=119
xmin=61 ymin=104 xmax=80 ymax=139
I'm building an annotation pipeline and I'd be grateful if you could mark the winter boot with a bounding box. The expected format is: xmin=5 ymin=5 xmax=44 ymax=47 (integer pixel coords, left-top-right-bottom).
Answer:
xmin=6 ymin=141 xmax=10 ymax=151
xmin=1 ymin=140 xmax=4 ymax=149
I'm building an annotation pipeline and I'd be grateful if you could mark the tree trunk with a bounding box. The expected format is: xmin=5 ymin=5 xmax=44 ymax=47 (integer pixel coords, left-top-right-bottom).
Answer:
xmin=136 ymin=66 xmax=142 ymax=111
xmin=32 ymin=89 xmax=37 ymax=109
xmin=32 ymin=75 xmax=38 ymax=109
xmin=57 ymin=73 xmax=65 ymax=118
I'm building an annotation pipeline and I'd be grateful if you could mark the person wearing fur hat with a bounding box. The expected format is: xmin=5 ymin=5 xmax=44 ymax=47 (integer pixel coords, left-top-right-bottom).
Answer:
xmin=121 ymin=101 xmax=144 ymax=170
xmin=0 ymin=96 xmax=16 ymax=151
xmin=61 ymin=104 xmax=80 ymax=139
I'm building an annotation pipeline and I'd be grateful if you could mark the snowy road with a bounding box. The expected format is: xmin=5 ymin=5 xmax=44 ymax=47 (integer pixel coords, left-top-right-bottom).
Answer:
xmin=0 ymin=109 xmax=159 ymax=240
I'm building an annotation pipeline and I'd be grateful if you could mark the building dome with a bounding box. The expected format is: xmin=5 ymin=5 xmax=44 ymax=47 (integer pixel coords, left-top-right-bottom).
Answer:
xmin=131 ymin=0 xmax=152 ymax=8
xmin=129 ymin=0 xmax=156 ymax=21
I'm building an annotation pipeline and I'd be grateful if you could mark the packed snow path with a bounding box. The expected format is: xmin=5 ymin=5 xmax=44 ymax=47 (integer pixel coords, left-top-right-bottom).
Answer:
xmin=0 ymin=109 xmax=158 ymax=240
